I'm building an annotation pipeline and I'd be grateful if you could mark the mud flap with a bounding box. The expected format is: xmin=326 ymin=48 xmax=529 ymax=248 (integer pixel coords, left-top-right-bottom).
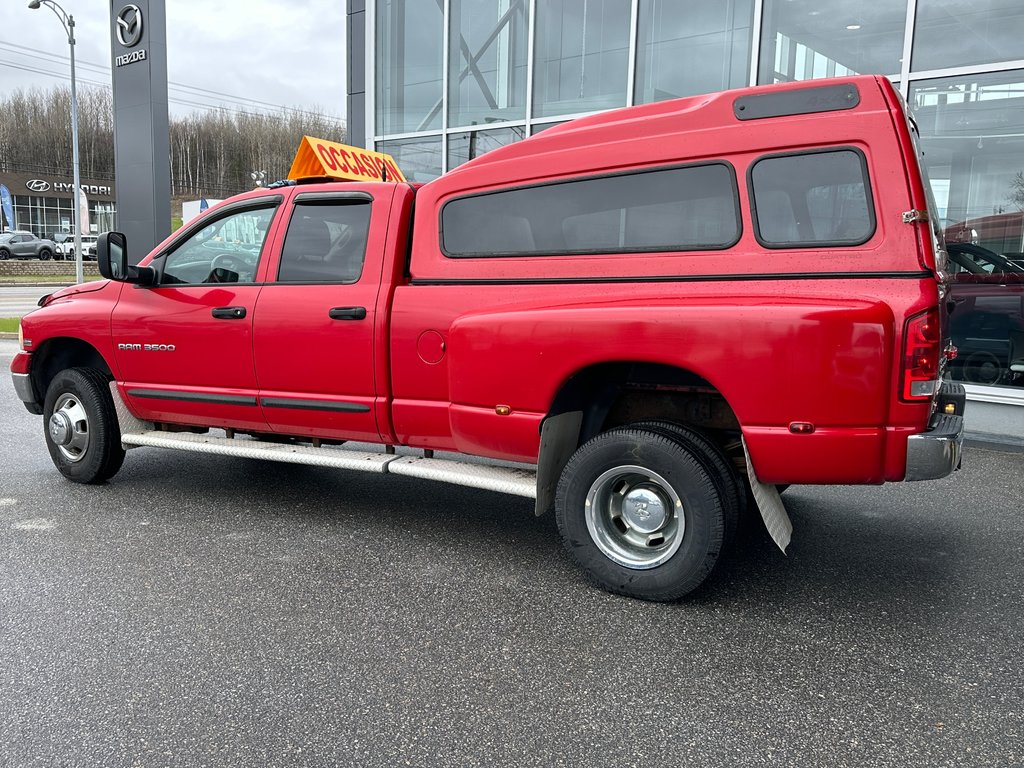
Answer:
xmin=742 ymin=437 xmax=792 ymax=553
xmin=108 ymin=381 xmax=154 ymax=447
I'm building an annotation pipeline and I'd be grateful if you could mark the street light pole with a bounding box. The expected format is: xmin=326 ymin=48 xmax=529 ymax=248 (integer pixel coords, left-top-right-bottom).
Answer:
xmin=28 ymin=0 xmax=84 ymax=284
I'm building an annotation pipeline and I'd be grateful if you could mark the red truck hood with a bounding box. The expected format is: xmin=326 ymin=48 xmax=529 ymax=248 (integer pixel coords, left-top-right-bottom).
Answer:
xmin=39 ymin=280 xmax=110 ymax=307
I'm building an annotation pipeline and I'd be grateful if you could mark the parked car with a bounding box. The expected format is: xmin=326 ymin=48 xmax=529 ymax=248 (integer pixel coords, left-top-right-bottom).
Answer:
xmin=947 ymin=242 xmax=1024 ymax=386
xmin=56 ymin=234 xmax=99 ymax=261
xmin=0 ymin=232 xmax=55 ymax=260
xmin=945 ymin=211 xmax=1024 ymax=266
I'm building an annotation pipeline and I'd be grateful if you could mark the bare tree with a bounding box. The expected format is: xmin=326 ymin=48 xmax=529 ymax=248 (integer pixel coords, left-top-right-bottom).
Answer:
xmin=1009 ymin=171 xmax=1024 ymax=211
xmin=0 ymin=85 xmax=346 ymax=198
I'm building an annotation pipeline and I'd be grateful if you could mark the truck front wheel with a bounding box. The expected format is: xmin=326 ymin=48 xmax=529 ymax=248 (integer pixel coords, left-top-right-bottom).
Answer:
xmin=43 ymin=368 xmax=125 ymax=484
xmin=555 ymin=427 xmax=731 ymax=601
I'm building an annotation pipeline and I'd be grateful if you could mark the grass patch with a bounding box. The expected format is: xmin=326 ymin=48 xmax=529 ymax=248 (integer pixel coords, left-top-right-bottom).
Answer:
xmin=0 ymin=318 xmax=20 ymax=333
xmin=0 ymin=274 xmax=99 ymax=284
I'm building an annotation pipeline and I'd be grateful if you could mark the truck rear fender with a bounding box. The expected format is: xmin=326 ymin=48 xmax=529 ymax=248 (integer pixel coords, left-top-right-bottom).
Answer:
xmin=536 ymin=361 xmax=740 ymax=516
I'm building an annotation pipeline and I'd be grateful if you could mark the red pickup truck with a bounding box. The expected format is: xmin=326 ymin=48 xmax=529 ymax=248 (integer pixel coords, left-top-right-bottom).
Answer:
xmin=11 ymin=76 xmax=965 ymax=601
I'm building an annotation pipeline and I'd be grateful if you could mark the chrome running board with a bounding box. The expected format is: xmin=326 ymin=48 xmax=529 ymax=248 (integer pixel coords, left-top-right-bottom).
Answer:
xmin=119 ymin=429 xmax=538 ymax=499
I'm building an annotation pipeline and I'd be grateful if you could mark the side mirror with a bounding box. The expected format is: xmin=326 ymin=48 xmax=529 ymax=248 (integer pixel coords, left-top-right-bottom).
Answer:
xmin=97 ymin=231 xmax=157 ymax=286
xmin=97 ymin=231 xmax=128 ymax=280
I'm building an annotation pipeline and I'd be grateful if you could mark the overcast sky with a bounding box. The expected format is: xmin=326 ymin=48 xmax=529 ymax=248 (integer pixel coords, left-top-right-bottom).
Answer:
xmin=0 ymin=0 xmax=347 ymax=124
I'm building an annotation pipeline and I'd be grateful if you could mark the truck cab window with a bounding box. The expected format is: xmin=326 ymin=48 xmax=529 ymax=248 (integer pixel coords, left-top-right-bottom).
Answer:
xmin=277 ymin=202 xmax=372 ymax=283
xmin=162 ymin=206 xmax=275 ymax=285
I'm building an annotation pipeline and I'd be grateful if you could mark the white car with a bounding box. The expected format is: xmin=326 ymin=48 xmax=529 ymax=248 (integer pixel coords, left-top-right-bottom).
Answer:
xmin=57 ymin=235 xmax=99 ymax=261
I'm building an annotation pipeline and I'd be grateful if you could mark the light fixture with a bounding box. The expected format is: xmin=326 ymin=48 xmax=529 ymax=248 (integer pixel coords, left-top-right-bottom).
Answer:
xmin=846 ymin=24 xmax=862 ymax=30
xmin=28 ymin=0 xmax=84 ymax=284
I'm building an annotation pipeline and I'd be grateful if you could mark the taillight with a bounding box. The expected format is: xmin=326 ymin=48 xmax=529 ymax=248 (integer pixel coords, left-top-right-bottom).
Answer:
xmin=902 ymin=308 xmax=941 ymax=400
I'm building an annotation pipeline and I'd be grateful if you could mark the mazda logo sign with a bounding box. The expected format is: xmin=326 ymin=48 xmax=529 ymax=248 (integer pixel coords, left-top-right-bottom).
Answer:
xmin=116 ymin=4 xmax=144 ymax=48
xmin=26 ymin=179 xmax=50 ymax=192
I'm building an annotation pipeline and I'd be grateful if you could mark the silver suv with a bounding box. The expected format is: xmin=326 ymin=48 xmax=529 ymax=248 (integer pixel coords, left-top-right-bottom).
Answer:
xmin=0 ymin=232 xmax=56 ymax=261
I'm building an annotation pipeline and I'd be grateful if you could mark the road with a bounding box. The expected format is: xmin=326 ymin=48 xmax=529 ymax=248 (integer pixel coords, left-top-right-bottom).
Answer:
xmin=1 ymin=338 xmax=1022 ymax=767
xmin=0 ymin=285 xmax=62 ymax=318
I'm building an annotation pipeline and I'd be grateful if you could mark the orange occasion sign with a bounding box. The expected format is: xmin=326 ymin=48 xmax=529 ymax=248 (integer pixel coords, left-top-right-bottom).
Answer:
xmin=288 ymin=136 xmax=406 ymax=183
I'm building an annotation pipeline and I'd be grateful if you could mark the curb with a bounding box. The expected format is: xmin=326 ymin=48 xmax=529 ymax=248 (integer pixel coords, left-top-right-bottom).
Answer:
xmin=0 ymin=283 xmax=73 ymax=288
xmin=0 ymin=332 xmax=18 ymax=340
xmin=965 ymin=434 xmax=1024 ymax=454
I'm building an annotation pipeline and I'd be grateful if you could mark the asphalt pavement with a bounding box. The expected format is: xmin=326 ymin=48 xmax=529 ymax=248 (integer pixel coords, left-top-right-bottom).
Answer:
xmin=1 ymin=338 xmax=1022 ymax=767
xmin=0 ymin=285 xmax=58 ymax=319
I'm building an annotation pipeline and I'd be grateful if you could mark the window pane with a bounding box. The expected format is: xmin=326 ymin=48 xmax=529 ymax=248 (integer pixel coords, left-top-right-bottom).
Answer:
xmin=532 ymin=0 xmax=631 ymax=119
xmin=441 ymin=163 xmax=740 ymax=257
xmin=758 ymin=0 xmax=906 ymax=84
xmin=913 ymin=0 xmax=1024 ymax=72
xmin=448 ymin=0 xmax=530 ymax=127
xmin=376 ymin=0 xmax=444 ymax=134
xmin=447 ymin=126 xmax=525 ymax=169
xmin=750 ymin=150 xmax=874 ymax=246
xmin=377 ymin=136 xmax=443 ymax=182
xmin=163 ymin=206 xmax=274 ymax=285
xmin=530 ymin=120 xmax=566 ymax=135
xmin=278 ymin=203 xmax=372 ymax=283
xmin=635 ymin=0 xmax=753 ymax=104
xmin=911 ymin=72 xmax=1024 ymax=390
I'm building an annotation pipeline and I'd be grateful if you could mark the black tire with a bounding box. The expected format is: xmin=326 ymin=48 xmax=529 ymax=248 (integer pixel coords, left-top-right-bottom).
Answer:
xmin=39 ymin=248 xmax=52 ymax=261
xmin=629 ymin=421 xmax=744 ymax=546
xmin=0 ymin=248 xmax=9 ymax=260
xmin=555 ymin=427 xmax=732 ymax=601
xmin=43 ymin=367 xmax=125 ymax=484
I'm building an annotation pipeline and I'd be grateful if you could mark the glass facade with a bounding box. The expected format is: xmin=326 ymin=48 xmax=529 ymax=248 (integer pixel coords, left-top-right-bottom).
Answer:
xmin=532 ymin=0 xmax=631 ymax=119
xmin=376 ymin=135 xmax=444 ymax=182
xmin=376 ymin=0 xmax=444 ymax=134
xmin=759 ymin=0 xmax=907 ymax=83
xmin=910 ymin=71 xmax=1024 ymax=388
xmin=11 ymin=196 xmax=116 ymax=240
xmin=447 ymin=125 xmax=525 ymax=168
xmin=368 ymin=0 xmax=1024 ymax=395
xmin=447 ymin=0 xmax=530 ymax=127
xmin=636 ymin=0 xmax=752 ymax=103
xmin=912 ymin=0 xmax=1024 ymax=72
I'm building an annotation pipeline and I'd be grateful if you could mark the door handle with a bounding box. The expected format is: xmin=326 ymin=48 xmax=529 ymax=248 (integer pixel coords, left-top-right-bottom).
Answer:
xmin=329 ymin=306 xmax=367 ymax=320
xmin=212 ymin=306 xmax=246 ymax=319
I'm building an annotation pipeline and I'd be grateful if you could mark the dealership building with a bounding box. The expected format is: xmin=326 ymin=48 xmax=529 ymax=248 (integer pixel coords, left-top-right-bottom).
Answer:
xmin=0 ymin=170 xmax=117 ymax=239
xmin=345 ymin=0 xmax=1024 ymax=440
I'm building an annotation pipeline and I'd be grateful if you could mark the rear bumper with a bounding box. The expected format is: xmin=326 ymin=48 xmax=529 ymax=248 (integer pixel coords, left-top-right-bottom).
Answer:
xmin=905 ymin=383 xmax=965 ymax=481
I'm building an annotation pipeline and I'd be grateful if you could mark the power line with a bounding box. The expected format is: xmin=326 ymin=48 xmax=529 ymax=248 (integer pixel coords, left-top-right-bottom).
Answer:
xmin=0 ymin=39 xmax=343 ymax=122
xmin=0 ymin=59 xmax=345 ymax=126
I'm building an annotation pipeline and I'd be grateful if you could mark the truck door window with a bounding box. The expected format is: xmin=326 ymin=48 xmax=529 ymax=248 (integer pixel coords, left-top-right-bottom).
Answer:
xmin=277 ymin=201 xmax=372 ymax=283
xmin=749 ymin=148 xmax=875 ymax=248
xmin=440 ymin=162 xmax=741 ymax=257
xmin=161 ymin=205 xmax=275 ymax=285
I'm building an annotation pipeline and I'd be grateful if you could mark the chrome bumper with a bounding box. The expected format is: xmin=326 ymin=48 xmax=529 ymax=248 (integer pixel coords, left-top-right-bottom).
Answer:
xmin=11 ymin=372 xmax=42 ymax=415
xmin=905 ymin=412 xmax=964 ymax=481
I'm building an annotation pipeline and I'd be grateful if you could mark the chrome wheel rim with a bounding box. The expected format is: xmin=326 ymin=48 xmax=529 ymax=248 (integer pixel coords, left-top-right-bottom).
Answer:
xmin=585 ymin=465 xmax=684 ymax=570
xmin=49 ymin=393 xmax=90 ymax=463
